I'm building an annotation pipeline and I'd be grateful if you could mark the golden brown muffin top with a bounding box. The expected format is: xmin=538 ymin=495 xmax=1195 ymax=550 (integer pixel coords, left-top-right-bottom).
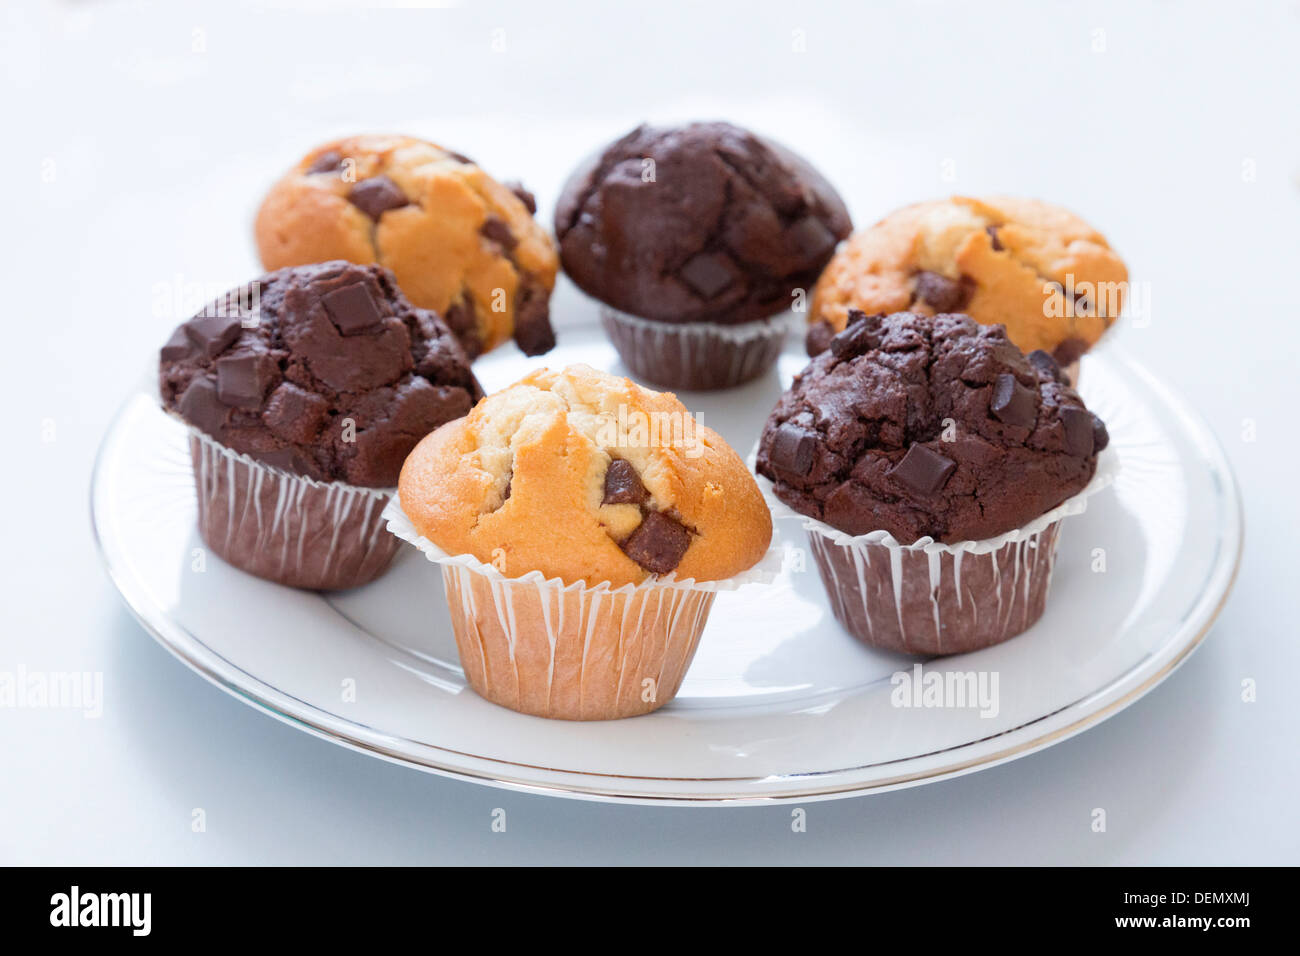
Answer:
xmin=398 ymin=364 xmax=772 ymax=587
xmin=255 ymin=134 xmax=558 ymax=357
xmin=808 ymin=196 xmax=1128 ymax=363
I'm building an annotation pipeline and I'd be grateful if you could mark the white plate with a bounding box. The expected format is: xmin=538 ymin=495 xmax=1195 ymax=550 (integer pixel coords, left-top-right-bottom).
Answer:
xmin=92 ymin=319 xmax=1242 ymax=805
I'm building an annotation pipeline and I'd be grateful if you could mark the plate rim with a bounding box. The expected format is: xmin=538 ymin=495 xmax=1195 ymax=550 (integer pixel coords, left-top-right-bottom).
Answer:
xmin=92 ymin=348 xmax=1243 ymax=806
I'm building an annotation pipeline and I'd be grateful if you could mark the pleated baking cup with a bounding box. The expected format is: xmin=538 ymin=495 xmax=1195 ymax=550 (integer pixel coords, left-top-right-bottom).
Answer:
xmin=757 ymin=449 xmax=1118 ymax=656
xmin=600 ymin=306 xmax=798 ymax=391
xmin=188 ymin=428 xmax=399 ymax=591
xmin=384 ymin=498 xmax=781 ymax=720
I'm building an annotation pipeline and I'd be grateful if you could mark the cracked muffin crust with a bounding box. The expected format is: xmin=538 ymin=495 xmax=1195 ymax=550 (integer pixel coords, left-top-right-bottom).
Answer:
xmin=160 ymin=261 xmax=483 ymax=488
xmin=398 ymin=364 xmax=772 ymax=587
xmin=555 ymin=122 xmax=851 ymax=325
xmin=255 ymin=134 xmax=558 ymax=358
xmin=807 ymin=197 xmax=1127 ymax=363
xmin=757 ymin=310 xmax=1108 ymax=544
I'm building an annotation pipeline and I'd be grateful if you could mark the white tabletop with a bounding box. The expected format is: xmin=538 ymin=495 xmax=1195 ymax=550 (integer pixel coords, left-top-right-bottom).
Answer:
xmin=2 ymin=0 xmax=1295 ymax=864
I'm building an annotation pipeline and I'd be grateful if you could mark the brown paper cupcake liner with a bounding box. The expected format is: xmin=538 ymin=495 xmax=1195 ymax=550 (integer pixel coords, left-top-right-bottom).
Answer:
xmin=601 ymin=306 xmax=796 ymax=391
xmin=758 ymin=450 xmax=1117 ymax=656
xmin=384 ymin=498 xmax=780 ymax=720
xmin=807 ymin=522 xmax=1064 ymax=655
xmin=190 ymin=429 xmax=398 ymax=591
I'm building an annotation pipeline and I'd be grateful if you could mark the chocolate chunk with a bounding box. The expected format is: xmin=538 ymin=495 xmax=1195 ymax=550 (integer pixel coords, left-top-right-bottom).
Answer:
xmin=888 ymin=444 xmax=957 ymax=497
xmin=321 ymin=283 xmax=384 ymax=335
xmin=786 ymin=216 xmax=837 ymax=261
xmin=1052 ymin=337 xmax=1089 ymax=367
xmin=603 ymin=459 xmax=648 ymax=505
xmin=184 ymin=314 xmax=243 ymax=358
xmin=1059 ymin=406 xmax=1096 ymax=457
xmin=505 ymin=180 xmax=537 ymax=215
xmin=178 ymin=376 xmax=228 ymax=435
xmin=1026 ymin=349 xmax=1065 ymax=382
xmin=914 ymin=271 xmax=973 ymax=313
xmin=480 ymin=215 xmax=517 ymax=250
xmin=445 ymin=149 xmax=475 ymax=166
xmin=305 ymin=150 xmax=343 ymax=175
xmin=830 ymin=311 xmax=879 ymax=359
xmin=768 ymin=423 xmax=817 ymax=476
xmin=263 ymin=382 xmax=328 ymax=443
xmin=806 ymin=319 xmax=836 ymax=356
xmin=216 ymin=353 xmax=278 ymax=408
xmin=622 ymin=511 xmax=692 ymax=574
xmin=989 ymin=373 xmax=1037 ymax=429
xmin=678 ymin=251 xmax=737 ymax=299
xmin=347 ymin=176 xmax=409 ymax=221
xmin=1091 ymin=413 xmax=1110 ymax=453
xmin=986 ymin=225 xmax=1003 ymax=251
xmin=160 ymin=326 xmax=194 ymax=362
xmin=441 ymin=298 xmax=482 ymax=359
xmin=512 ymin=282 xmax=556 ymax=356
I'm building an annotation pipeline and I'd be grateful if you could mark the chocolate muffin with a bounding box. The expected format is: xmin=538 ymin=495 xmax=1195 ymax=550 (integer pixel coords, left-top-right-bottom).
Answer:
xmin=757 ymin=310 xmax=1110 ymax=655
xmin=160 ymin=261 xmax=482 ymax=590
xmin=555 ymin=121 xmax=851 ymax=390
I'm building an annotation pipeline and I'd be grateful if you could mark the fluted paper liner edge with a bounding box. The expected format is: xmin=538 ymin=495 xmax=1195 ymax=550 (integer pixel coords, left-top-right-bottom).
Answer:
xmin=755 ymin=448 xmax=1118 ymax=554
xmin=187 ymin=425 xmax=398 ymax=590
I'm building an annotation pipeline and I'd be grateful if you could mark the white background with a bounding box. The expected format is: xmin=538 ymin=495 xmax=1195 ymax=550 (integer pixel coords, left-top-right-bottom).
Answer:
xmin=2 ymin=0 xmax=1297 ymax=863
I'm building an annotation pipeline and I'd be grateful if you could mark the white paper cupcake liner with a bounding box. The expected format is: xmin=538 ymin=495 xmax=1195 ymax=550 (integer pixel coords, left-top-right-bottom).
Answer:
xmin=384 ymin=497 xmax=780 ymax=719
xmin=188 ymin=427 xmax=398 ymax=591
xmin=601 ymin=306 xmax=798 ymax=391
xmin=757 ymin=448 xmax=1118 ymax=655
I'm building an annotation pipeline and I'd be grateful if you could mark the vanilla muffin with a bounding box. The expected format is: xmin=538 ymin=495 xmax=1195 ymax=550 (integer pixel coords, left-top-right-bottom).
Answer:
xmin=255 ymin=134 xmax=558 ymax=358
xmin=400 ymin=364 xmax=771 ymax=587
xmin=808 ymin=197 xmax=1127 ymax=368
xmin=393 ymin=364 xmax=772 ymax=719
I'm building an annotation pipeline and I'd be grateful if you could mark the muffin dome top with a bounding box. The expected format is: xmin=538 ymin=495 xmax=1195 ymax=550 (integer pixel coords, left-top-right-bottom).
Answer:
xmin=554 ymin=121 xmax=851 ymax=325
xmin=159 ymin=261 xmax=482 ymax=488
xmin=398 ymin=364 xmax=772 ymax=587
xmin=808 ymin=196 xmax=1128 ymax=362
xmin=757 ymin=310 xmax=1108 ymax=544
xmin=255 ymin=134 xmax=558 ymax=357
